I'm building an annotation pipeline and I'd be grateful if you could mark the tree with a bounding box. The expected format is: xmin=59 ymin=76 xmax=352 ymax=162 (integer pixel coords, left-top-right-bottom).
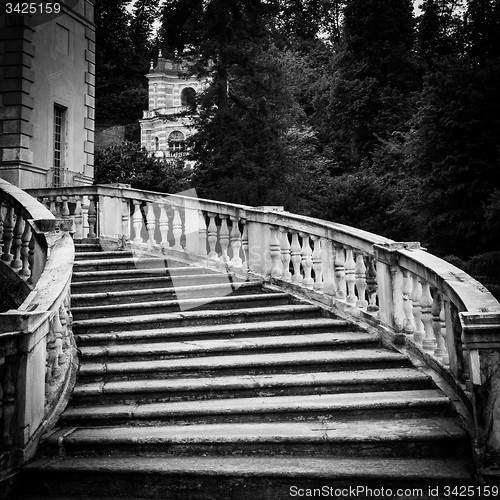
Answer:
xmin=158 ymin=0 xmax=204 ymax=57
xmin=464 ymin=0 xmax=500 ymax=63
xmin=186 ymin=0 xmax=306 ymax=206
xmin=405 ymin=57 xmax=500 ymax=257
xmin=94 ymin=0 xmax=132 ymax=79
xmin=417 ymin=0 xmax=467 ymax=65
xmin=129 ymin=0 xmax=161 ymax=65
xmin=320 ymin=0 xmax=422 ymax=170
xmin=94 ymin=142 xmax=192 ymax=194
xmin=275 ymin=0 xmax=346 ymax=45
xmin=93 ymin=0 xmax=153 ymax=125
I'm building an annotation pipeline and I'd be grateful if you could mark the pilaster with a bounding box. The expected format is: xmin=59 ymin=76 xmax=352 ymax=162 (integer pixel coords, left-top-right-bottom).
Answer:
xmin=83 ymin=16 xmax=95 ymax=181
xmin=461 ymin=311 xmax=500 ymax=483
xmin=0 ymin=13 xmax=36 ymax=182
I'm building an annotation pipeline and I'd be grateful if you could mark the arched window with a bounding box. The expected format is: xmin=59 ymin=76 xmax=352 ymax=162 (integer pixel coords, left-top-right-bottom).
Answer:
xmin=155 ymin=136 xmax=160 ymax=151
xmin=168 ymin=131 xmax=186 ymax=156
xmin=180 ymin=87 xmax=196 ymax=108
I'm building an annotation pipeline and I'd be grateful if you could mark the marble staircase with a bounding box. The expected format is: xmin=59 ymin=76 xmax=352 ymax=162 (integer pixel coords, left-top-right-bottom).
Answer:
xmin=17 ymin=242 xmax=474 ymax=499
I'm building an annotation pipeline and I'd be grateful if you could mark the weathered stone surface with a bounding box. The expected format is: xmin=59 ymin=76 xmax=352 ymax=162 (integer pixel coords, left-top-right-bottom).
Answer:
xmin=17 ymin=243 xmax=474 ymax=497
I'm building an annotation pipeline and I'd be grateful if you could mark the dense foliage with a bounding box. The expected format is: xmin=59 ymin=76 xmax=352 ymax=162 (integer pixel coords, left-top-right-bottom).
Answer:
xmin=93 ymin=0 xmax=159 ymax=124
xmin=94 ymin=141 xmax=192 ymax=193
xmin=94 ymin=0 xmax=500 ymax=287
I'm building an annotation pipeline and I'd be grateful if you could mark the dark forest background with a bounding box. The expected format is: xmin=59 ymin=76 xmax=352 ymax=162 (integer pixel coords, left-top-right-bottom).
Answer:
xmin=93 ymin=0 xmax=500 ymax=294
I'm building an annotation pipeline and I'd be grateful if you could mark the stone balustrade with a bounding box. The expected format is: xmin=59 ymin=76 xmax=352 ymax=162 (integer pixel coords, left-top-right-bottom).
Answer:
xmin=0 ymin=179 xmax=76 ymax=495
xmin=25 ymin=183 xmax=500 ymax=475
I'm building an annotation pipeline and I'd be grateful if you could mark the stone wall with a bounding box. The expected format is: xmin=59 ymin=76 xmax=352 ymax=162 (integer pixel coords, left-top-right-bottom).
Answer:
xmin=0 ymin=1 xmax=95 ymax=189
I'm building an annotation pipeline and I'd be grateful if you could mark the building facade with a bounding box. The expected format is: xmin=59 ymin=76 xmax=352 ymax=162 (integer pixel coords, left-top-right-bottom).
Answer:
xmin=0 ymin=0 xmax=95 ymax=189
xmin=140 ymin=53 xmax=206 ymax=160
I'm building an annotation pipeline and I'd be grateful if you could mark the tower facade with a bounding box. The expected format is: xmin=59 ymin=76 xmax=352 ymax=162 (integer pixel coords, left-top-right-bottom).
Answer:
xmin=139 ymin=53 xmax=206 ymax=160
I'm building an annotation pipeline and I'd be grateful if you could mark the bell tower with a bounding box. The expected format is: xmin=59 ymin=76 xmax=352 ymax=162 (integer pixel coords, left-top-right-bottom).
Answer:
xmin=139 ymin=52 xmax=205 ymax=160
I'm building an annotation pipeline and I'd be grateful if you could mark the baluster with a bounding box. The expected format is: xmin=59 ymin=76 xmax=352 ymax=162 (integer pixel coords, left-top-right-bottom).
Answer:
xmin=1 ymin=205 xmax=14 ymax=262
xmin=241 ymin=219 xmax=249 ymax=271
xmin=132 ymin=200 xmax=143 ymax=243
xmin=280 ymin=229 xmax=292 ymax=281
xmin=411 ymin=274 xmax=424 ymax=343
xmin=87 ymin=196 xmax=97 ymax=238
xmin=19 ymin=220 xmax=32 ymax=277
xmin=46 ymin=321 xmax=57 ymax=386
xmin=301 ymin=233 xmax=314 ymax=288
xmin=207 ymin=213 xmax=218 ymax=259
xmin=198 ymin=211 xmax=207 ymax=257
xmin=218 ymin=215 xmax=229 ymax=261
xmin=458 ymin=313 xmax=470 ymax=382
xmin=145 ymin=203 xmax=156 ymax=250
xmin=391 ymin=265 xmax=405 ymax=332
xmin=420 ymin=281 xmax=436 ymax=352
xmin=61 ymin=196 xmax=70 ymax=219
xmin=121 ymin=199 xmax=130 ymax=244
xmin=0 ymin=202 xmax=5 ymax=244
xmin=290 ymin=232 xmax=302 ymax=283
xmin=73 ymin=196 xmax=84 ymax=239
xmin=440 ymin=297 xmax=450 ymax=367
xmin=402 ymin=270 xmax=415 ymax=334
xmin=230 ymin=216 xmax=243 ymax=267
xmin=0 ymin=359 xmax=3 ymax=435
xmin=64 ymin=289 xmax=73 ymax=336
xmin=354 ymin=253 xmax=367 ymax=308
xmin=28 ymin=232 xmax=35 ymax=284
xmin=270 ymin=225 xmax=283 ymax=278
xmin=58 ymin=303 xmax=69 ymax=366
xmin=321 ymin=238 xmax=336 ymax=296
xmin=49 ymin=196 xmax=57 ymax=216
xmin=2 ymin=356 xmax=16 ymax=446
xmin=52 ymin=309 xmax=63 ymax=378
xmin=334 ymin=244 xmax=346 ymax=300
xmin=11 ymin=211 xmax=24 ymax=269
xmin=366 ymin=256 xmax=378 ymax=312
xmin=432 ymin=291 xmax=447 ymax=360
xmin=345 ymin=247 xmax=356 ymax=304
xmin=171 ymin=207 xmax=183 ymax=251
xmin=158 ymin=204 xmax=169 ymax=249
xmin=311 ymin=236 xmax=323 ymax=291
xmin=81 ymin=196 xmax=90 ymax=237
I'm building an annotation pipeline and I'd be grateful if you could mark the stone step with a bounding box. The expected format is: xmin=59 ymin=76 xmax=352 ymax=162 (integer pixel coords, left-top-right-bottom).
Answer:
xmin=73 ymin=256 xmax=213 ymax=273
xmin=74 ymin=243 xmax=102 ymax=253
xmin=72 ymin=304 xmax=325 ymax=334
xmin=77 ymin=348 xmax=411 ymax=382
xmin=72 ymin=264 xmax=221 ymax=281
xmin=78 ymin=331 xmax=379 ymax=362
xmin=48 ymin=416 xmax=467 ymax=458
xmin=71 ymin=292 xmax=292 ymax=320
xmin=71 ymin=281 xmax=265 ymax=307
xmin=73 ymin=256 xmax=170 ymax=272
xmin=75 ymin=317 xmax=352 ymax=344
xmin=76 ymin=333 xmax=379 ymax=368
xmin=71 ymin=368 xmax=433 ymax=405
xmin=61 ymin=390 xmax=448 ymax=426
xmin=19 ymin=250 xmax=472 ymax=500
xmin=71 ymin=272 xmax=236 ymax=292
xmin=18 ymin=455 xmax=473 ymax=500
xmin=75 ymin=251 xmax=134 ymax=261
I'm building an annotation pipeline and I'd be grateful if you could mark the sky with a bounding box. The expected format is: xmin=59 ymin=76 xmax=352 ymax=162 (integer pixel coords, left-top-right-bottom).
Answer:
xmin=126 ymin=0 xmax=424 ymax=41
xmin=126 ymin=1 xmax=424 ymax=16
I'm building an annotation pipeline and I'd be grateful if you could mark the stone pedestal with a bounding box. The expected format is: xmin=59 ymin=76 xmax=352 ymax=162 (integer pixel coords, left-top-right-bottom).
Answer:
xmin=461 ymin=312 xmax=500 ymax=481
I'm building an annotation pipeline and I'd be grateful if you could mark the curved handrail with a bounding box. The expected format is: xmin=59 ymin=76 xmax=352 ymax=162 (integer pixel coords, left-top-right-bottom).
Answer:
xmin=0 ymin=179 xmax=76 ymax=483
xmin=26 ymin=183 xmax=500 ymax=474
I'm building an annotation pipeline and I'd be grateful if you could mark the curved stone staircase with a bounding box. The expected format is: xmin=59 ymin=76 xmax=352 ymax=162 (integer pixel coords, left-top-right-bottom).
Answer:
xmin=18 ymin=242 xmax=475 ymax=499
